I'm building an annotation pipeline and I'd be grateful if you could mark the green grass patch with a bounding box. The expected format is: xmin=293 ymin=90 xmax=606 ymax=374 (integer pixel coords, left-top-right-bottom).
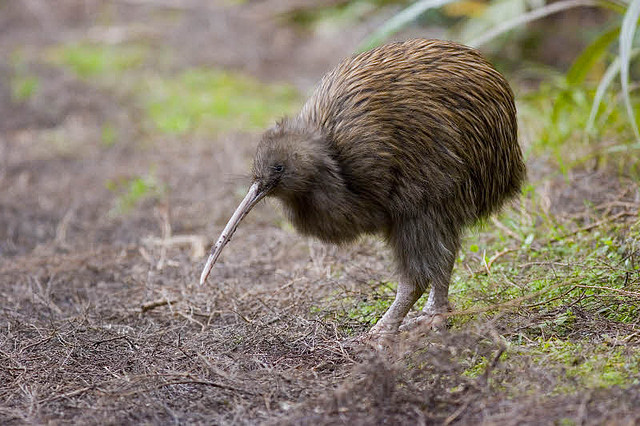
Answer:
xmin=106 ymin=172 xmax=166 ymax=215
xmin=287 ymin=1 xmax=395 ymax=29
xmin=518 ymin=80 xmax=639 ymax=173
xmin=531 ymin=338 xmax=640 ymax=391
xmin=460 ymin=338 xmax=640 ymax=395
xmin=101 ymin=123 xmax=118 ymax=147
xmin=10 ymin=74 xmax=39 ymax=101
xmin=49 ymin=43 xmax=149 ymax=78
xmin=451 ymin=216 xmax=640 ymax=324
xmin=141 ymin=69 xmax=301 ymax=135
xmin=10 ymin=50 xmax=40 ymax=101
xmin=346 ymin=281 xmax=396 ymax=326
xmin=458 ymin=336 xmax=640 ymax=393
xmin=46 ymin=41 xmax=302 ymax=137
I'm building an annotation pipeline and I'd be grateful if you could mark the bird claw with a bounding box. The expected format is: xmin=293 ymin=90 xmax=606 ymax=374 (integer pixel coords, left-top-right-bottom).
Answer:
xmin=398 ymin=312 xmax=447 ymax=333
xmin=348 ymin=329 xmax=396 ymax=351
xmin=346 ymin=320 xmax=399 ymax=350
xmin=352 ymin=310 xmax=448 ymax=350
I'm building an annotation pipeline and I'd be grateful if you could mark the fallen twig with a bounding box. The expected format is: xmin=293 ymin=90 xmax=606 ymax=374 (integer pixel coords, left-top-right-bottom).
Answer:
xmin=492 ymin=217 xmax=523 ymax=242
xmin=117 ymin=378 xmax=259 ymax=398
xmin=572 ymin=284 xmax=640 ymax=298
xmin=92 ymin=336 xmax=137 ymax=350
xmin=39 ymin=386 xmax=95 ymax=403
xmin=444 ymin=281 xmax=568 ymax=318
xmin=141 ymin=298 xmax=178 ymax=313
xmin=486 ymin=248 xmax=518 ymax=270
xmin=551 ymin=211 xmax=635 ymax=243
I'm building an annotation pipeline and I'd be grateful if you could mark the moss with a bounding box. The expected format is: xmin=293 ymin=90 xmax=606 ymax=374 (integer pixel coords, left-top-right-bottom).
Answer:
xmin=532 ymin=339 xmax=640 ymax=391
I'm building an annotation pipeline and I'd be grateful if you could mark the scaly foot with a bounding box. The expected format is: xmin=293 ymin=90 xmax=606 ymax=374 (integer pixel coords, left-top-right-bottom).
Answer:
xmin=398 ymin=305 xmax=450 ymax=333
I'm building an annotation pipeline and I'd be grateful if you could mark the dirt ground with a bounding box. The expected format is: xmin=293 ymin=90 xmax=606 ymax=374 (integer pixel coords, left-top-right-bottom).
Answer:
xmin=1 ymin=1 xmax=639 ymax=425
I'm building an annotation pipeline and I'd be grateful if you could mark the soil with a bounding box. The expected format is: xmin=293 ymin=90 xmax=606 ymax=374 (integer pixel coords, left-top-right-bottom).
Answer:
xmin=1 ymin=1 xmax=639 ymax=425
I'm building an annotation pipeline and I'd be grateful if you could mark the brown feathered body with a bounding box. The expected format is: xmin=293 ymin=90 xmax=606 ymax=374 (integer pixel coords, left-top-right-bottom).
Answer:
xmin=247 ymin=39 xmax=524 ymax=332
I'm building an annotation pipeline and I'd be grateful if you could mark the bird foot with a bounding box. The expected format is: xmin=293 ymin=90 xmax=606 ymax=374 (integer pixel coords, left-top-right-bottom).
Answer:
xmin=398 ymin=311 xmax=448 ymax=333
xmin=368 ymin=321 xmax=397 ymax=337
xmin=350 ymin=330 xmax=397 ymax=352
xmin=348 ymin=321 xmax=400 ymax=350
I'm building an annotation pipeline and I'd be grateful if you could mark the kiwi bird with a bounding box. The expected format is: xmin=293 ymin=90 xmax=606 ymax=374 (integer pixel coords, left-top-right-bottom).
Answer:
xmin=200 ymin=39 xmax=525 ymax=335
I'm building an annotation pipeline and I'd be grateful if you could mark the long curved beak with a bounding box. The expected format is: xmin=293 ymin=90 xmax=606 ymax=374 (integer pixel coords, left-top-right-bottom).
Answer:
xmin=199 ymin=182 xmax=267 ymax=285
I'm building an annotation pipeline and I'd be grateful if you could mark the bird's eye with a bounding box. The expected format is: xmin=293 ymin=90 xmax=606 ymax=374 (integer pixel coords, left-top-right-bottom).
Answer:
xmin=272 ymin=164 xmax=284 ymax=173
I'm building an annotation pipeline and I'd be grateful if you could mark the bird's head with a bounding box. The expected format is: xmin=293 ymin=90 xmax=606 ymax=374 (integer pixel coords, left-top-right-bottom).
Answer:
xmin=252 ymin=119 xmax=329 ymax=198
xmin=200 ymin=119 xmax=333 ymax=284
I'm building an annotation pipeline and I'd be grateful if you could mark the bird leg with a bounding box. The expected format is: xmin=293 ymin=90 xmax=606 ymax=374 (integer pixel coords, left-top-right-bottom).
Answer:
xmin=399 ymin=280 xmax=451 ymax=332
xmin=423 ymin=280 xmax=451 ymax=315
xmin=369 ymin=281 xmax=423 ymax=336
xmin=388 ymin=214 xmax=458 ymax=333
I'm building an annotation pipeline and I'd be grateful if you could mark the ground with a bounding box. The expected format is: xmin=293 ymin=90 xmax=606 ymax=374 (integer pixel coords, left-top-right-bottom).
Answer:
xmin=1 ymin=1 xmax=639 ymax=425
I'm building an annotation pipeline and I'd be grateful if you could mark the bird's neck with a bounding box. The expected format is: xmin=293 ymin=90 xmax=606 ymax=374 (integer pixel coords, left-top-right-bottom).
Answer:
xmin=280 ymin=189 xmax=357 ymax=244
xmin=278 ymin=157 xmax=384 ymax=243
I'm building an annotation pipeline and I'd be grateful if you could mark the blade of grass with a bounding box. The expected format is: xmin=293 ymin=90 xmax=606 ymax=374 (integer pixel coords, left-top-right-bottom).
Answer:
xmin=468 ymin=0 xmax=602 ymax=47
xmin=584 ymin=50 xmax=640 ymax=135
xmin=358 ymin=0 xmax=459 ymax=51
xmin=619 ymin=0 xmax=640 ymax=140
xmin=566 ymin=26 xmax=620 ymax=85
xmin=586 ymin=56 xmax=621 ymax=134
